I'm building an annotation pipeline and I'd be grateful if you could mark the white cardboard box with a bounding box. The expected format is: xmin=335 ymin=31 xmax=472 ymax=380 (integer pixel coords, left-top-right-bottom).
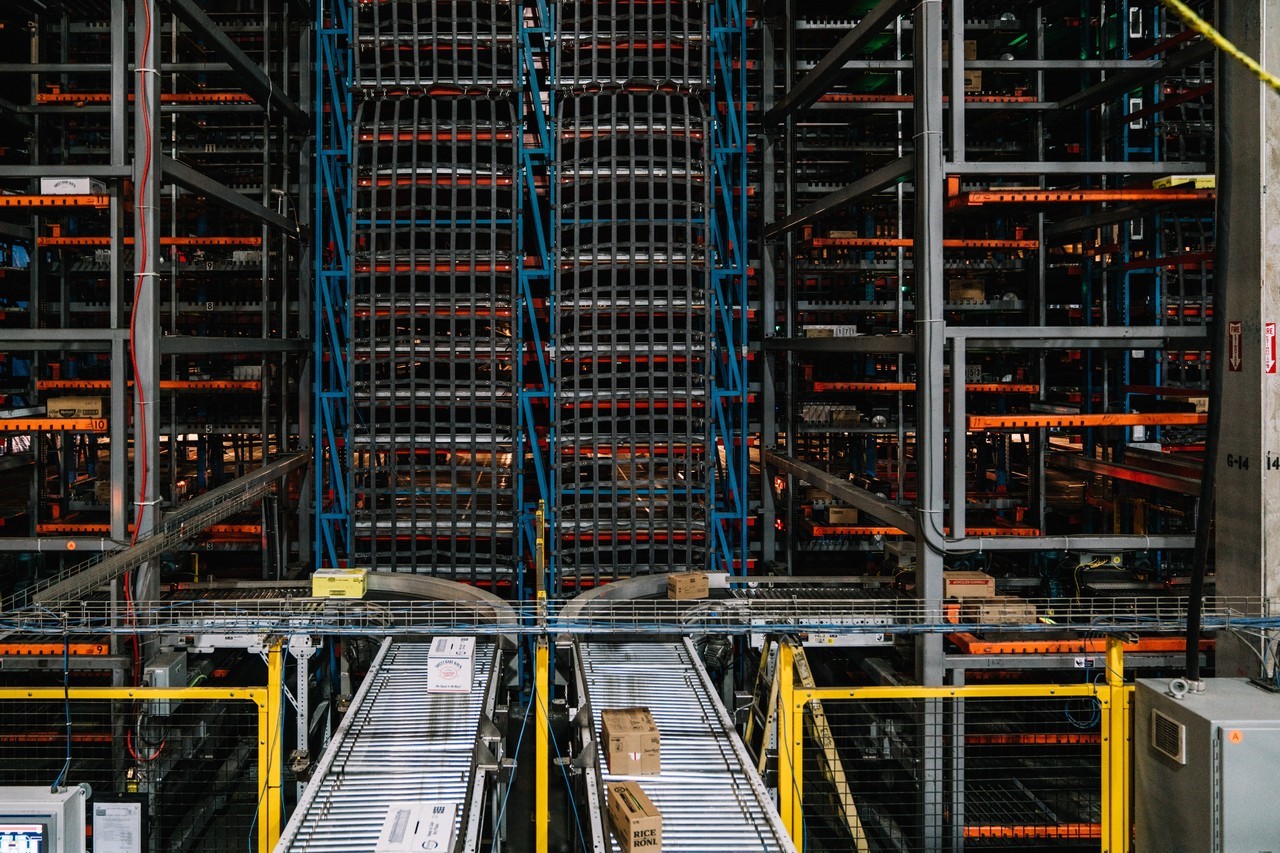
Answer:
xmin=427 ymin=636 xmax=476 ymax=694
xmin=40 ymin=176 xmax=105 ymax=195
xmin=375 ymin=801 xmax=457 ymax=852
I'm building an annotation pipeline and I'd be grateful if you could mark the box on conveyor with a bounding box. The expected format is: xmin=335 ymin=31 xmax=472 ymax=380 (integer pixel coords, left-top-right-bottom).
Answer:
xmin=311 ymin=567 xmax=368 ymax=599
xmin=943 ymin=570 xmax=996 ymax=598
xmin=961 ymin=595 xmax=1037 ymax=624
xmin=608 ymin=782 xmax=662 ymax=853
xmin=667 ymin=572 xmax=708 ymax=600
xmin=602 ymin=707 xmax=661 ymax=775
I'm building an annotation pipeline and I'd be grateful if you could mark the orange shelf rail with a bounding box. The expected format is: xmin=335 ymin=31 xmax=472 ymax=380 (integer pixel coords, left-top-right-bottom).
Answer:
xmin=807 ymin=237 xmax=1040 ymax=250
xmin=808 ymin=524 xmax=1042 ymax=537
xmin=0 ymin=640 xmax=109 ymax=656
xmin=812 ymin=381 xmax=1040 ymax=393
xmin=37 ymin=522 xmax=262 ymax=537
xmin=949 ymin=187 xmax=1215 ymax=208
xmin=37 ymin=236 xmax=262 ymax=248
xmin=37 ymin=379 xmax=263 ymax=392
xmin=969 ymin=412 xmax=1207 ymax=430
xmin=0 ymin=195 xmax=110 ymax=209
xmin=964 ymin=824 xmax=1101 ymax=841
xmin=37 ymin=92 xmax=254 ymax=104
xmin=949 ymin=632 xmax=1214 ymax=655
xmin=965 ymin=733 xmax=1101 ymax=746
xmin=818 ymin=93 xmax=1039 ymax=104
xmin=359 ymin=130 xmax=515 ymax=143
xmin=0 ymin=418 xmax=108 ymax=433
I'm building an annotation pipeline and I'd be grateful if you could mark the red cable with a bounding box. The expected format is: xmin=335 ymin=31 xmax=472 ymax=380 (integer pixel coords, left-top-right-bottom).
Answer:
xmin=129 ymin=0 xmax=154 ymax=550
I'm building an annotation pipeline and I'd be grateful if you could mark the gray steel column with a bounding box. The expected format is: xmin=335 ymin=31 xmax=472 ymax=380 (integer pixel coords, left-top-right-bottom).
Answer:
xmin=132 ymin=0 xmax=161 ymax=602
xmin=109 ymin=0 xmax=129 ymax=544
xmin=913 ymin=4 xmax=946 ymax=849
xmin=912 ymin=0 xmax=945 ymax=686
xmin=1213 ymin=0 xmax=1280 ymax=676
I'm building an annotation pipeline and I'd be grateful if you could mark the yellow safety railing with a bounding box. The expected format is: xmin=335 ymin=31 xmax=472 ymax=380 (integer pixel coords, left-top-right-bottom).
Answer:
xmin=0 ymin=640 xmax=286 ymax=852
xmin=776 ymin=637 xmax=1134 ymax=853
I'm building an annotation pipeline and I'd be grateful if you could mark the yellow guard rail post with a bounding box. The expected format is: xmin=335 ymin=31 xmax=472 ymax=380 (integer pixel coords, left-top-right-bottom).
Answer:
xmin=534 ymin=499 xmax=550 ymax=853
xmin=776 ymin=639 xmax=803 ymax=851
xmin=258 ymin=638 xmax=285 ymax=852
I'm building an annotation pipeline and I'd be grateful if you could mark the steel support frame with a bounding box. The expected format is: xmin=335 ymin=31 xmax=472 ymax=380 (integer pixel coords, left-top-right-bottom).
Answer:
xmin=709 ymin=0 xmax=750 ymax=575
xmin=517 ymin=0 xmax=557 ymax=591
xmin=313 ymin=0 xmax=352 ymax=568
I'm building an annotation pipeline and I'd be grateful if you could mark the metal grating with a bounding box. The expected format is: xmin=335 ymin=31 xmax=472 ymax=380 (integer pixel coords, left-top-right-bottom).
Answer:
xmin=577 ymin=639 xmax=794 ymax=852
xmin=276 ymin=639 xmax=500 ymax=852
xmin=350 ymin=3 xmax=519 ymax=578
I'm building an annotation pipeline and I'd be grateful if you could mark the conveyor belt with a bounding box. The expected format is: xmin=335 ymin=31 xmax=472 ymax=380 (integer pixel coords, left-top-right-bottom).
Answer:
xmin=275 ymin=639 xmax=502 ymax=853
xmin=576 ymin=639 xmax=795 ymax=853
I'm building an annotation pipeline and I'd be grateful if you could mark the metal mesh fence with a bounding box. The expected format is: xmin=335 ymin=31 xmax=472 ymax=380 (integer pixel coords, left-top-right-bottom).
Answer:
xmin=795 ymin=695 xmax=1104 ymax=853
xmin=0 ymin=695 xmax=261 ymax=853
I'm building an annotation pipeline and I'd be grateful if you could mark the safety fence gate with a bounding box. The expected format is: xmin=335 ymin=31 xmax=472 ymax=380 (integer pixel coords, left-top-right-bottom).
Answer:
xmin=775 ymin=641 xmax=1133 ymax=853
xmin=0 ymin=682 xmax=283 ymax=853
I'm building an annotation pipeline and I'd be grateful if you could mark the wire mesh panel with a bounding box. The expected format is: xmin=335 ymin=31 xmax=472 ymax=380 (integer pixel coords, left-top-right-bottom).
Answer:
xmin=554 ymin=76 xmax=713 ymax=581
xmin=0 ymin=696 xmax=260 ymax=853
xmin=558 ymin=0 xmax=707 ymax=87
xmin=351 ymin=5 xmax=519 ymax=579
xmin=796 ymin=696 xmax=1104 ymax=853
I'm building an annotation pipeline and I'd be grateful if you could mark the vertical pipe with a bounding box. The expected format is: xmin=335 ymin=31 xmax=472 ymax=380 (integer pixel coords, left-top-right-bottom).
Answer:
xmin=948 ymin=0 xmax=965 ymax=163
xmin=132 ymin=0 xmax=161 ymax=602
xmin=777 ymin=640 xmax=802 ymax=851
xmin=759 ymin=20 xmax=778 ymax=565
xmin=950 ymin=338 xmax=965 ymax=537
xmin=109 ymin=0 xmax=128 ymax=546
xmin=534 ymin=638 xmax=550 ymax=853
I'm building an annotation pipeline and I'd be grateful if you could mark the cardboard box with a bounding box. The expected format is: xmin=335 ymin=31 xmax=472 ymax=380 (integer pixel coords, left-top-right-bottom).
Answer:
xmin=948 ymin=280 xmax=985 ymax=303
xmin=667 ymin=572 xmax=708 ymax=600
xmin=608 ymin=782 xmax=662 ymax=853
xmin=940 ymin=39 xmax=978 ymax=61
xmin=961 ymin=595 xmax=1037 ymax=624
xmin=963 ymin=69 xmax=983 ymax=92
xmin=828 ymin=506 xmax=859 ymax=525
xmin=943 ymin=570 xmax=996 ymax=598
xmin=803 ymin=326 xmax=834 ymax=338
xmin=46 ymin=396 xmax=103 ymax=418
xmin=94 ymin=481 xmax=111 ymax=504
xmin=40 ymin=176 xmax=106 ymax=196
xmin=827 ymin=229 xmax=858 ymax=239
xmin=427 ymin=636 xmax=476 ymax=694
xmin=375 ymin=802 xmax=457 ymax=853
xmin=311 ymin=567 xmax=368 ymax=599
xmin=1152 ymin=174 xmax=1215 ymax=190
xmin=602 ymin=708 xmax=661 ymax=775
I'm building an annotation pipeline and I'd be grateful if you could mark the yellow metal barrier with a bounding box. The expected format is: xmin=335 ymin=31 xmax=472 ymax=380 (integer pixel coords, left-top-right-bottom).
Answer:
xmin=0 ymin=640 xmax=286 ymax=853
xmin=776 ymin=637 xmax=1134 ymax=853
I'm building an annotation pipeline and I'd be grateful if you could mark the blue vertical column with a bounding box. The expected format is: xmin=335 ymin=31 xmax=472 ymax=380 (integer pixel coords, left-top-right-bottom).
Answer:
xmin=314 ymin=0 xmax=352 ymax=568
xmin=517 ymin=0 xmax=557 ymax=590
xmin=709 ymin=0 xmax=748 ymax=574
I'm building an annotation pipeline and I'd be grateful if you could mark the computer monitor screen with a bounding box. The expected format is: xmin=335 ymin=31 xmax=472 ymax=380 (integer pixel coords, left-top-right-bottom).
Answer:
xmin=0 ymin=822 xmax=46 ymax=853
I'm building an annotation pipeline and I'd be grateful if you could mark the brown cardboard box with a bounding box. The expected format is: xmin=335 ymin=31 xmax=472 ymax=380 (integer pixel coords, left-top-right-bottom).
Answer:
xmin=602 ymin=708 xmax=661 ymax=775
xmin=608 ymin=782 xmax=662 ymax=853
xmin=941 ymin=39 xmax=978 ymax=61
xmin=828 ymin=506 xmax=859 ymax=525
xmin=961 ymin=595 xmax=1037 ymax=624
xmin=803 ymin=326 xmax=835 ymax=338
xmin=827 ymin=229 xmax=858 ymax=239
xmin=943 ymin=570 xmax=996 ymax=598
xmin=667 ymin=572 xmax=708 ymax=601
xmin=46 ymin=396 xmax=103 ymax=418
xmin=948 ymin=279 xmax=985 ymax=302
xmin=963 ymin=70 xmax=983 ymax=92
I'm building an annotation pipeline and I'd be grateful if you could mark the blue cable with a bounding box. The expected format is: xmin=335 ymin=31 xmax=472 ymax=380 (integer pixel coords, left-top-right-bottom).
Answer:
xmin=488 ymin=697 xmax=535 ymax=853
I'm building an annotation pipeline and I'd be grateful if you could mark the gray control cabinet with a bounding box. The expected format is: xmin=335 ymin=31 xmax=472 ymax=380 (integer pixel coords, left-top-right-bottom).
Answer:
xmin=1135 ymin=678 xmax=1280 ymax=852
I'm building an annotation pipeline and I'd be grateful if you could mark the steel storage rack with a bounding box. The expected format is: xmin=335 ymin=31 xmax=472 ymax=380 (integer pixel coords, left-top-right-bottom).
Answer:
xmin=346 ymin=0 xmax=520 ymax=581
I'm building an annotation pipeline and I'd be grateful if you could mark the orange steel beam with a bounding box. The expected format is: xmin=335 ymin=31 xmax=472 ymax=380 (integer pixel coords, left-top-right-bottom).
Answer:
xmin=950 ymin=188 xmax=1214 ymax=207
xmin=37 ymin=522 xmax=262 ymax=537
xmin=969 ymin=412 xmax=1207 ymax=429
xmin=817 ymin=93 xmax=1038 ymax=104
xmin=0 ymin=195 xmax=109 ymax=208
xmin=37 ymin=379 xmax=262 ymax=392
xmin=0 ymin=641 xmax=109 ymax=656
xmin=37 ymin=236 xmax=262 ymax=247
xmin=808 ymin=237 xmax=1040 ymax=250
xmin=0 ymin=418 xmax=108 ymax=433
xmin=812 ymin=381 xmax=1040 ymax=393
xmin=359 ymin=130 xmax=515 ymax=142
xmin=965 ymin=733 xmax=1101 ymax=746
xmin=948 ymin=632 xmax=1214 ymax=655
xmin=808 ymin=525 xmax=1042 ymax=537
xmin=355 ymin=262 xmax=516 ymax=274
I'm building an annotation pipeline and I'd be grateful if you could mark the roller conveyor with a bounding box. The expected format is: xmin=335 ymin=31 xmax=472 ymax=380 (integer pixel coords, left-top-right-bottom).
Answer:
xmin=575 ymin=639 xmax=795 ymax=853
xmin=275 ymin=638 xmax=503 ymax=853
